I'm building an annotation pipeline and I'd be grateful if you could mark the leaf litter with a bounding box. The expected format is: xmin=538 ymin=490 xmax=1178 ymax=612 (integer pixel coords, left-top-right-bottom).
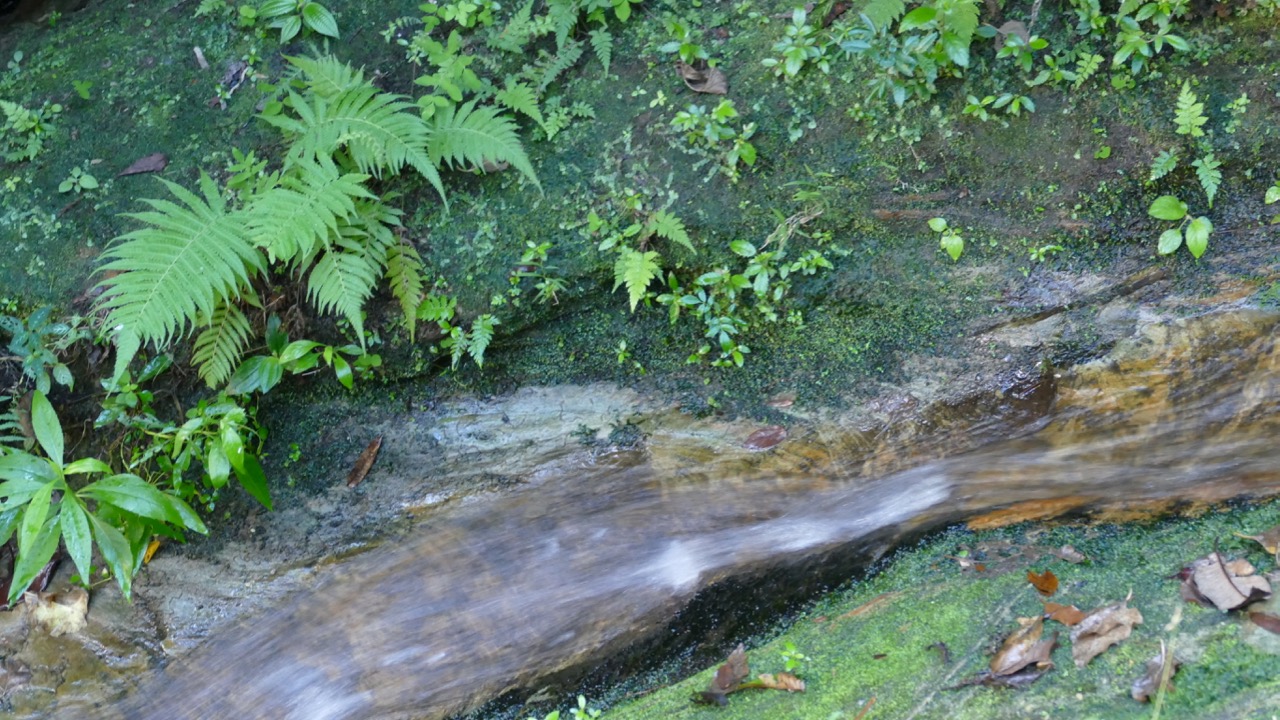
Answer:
xmin=692 ymin=643 xmax=806 ymax=707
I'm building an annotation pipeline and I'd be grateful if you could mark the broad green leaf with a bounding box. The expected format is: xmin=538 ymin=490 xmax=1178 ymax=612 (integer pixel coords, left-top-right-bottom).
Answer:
xmin=8 ymin=517 xmax=60 ymax=604
xmin=137 ymin=354 xmax=173 ymax=383
xmin=88 ymin=513 xmax=134 ymax=599
xmin=928 ymin=217 xmax=948 ymax=232
xmin=279 ymin=340 xmax=322 ymax=364
xmin=1185 ymin=216 xmax=1212 ymax=259
xmin=19 ymin=482 xmax=54 ymax=554
xmin=207 ymin=444 xmax=230 ymax=488
xmin=0 ymin=453 xmax=59 ymax=489
xmin=278 ymin=14 xmax=303 ymax=42
xmin=941 ymin=233 xmax=964 ymax=261
xmin=226 ymin=355 xmax=284 ymax=395
xmin=1266 ymin=185 xmax=1280 ymax=205
xmin=30 ymin=391 xmax=63 ymax=467
xmin=730 ymin=240 xmax=757 ymax=258
xmin=234 ymin=454 xmax=273 ymax=510
xmin=332 ymin=354 xmax=353 ymax=389
xmin=79 ymin=474 xmax=182 ymax=525
xmin=1157 ymin=227 xmax=1183 ymax=255
xmin=222 ymin=426 xmax=245 ymax=471
xmin=1148 ymin=195 xmax=1187 ymax=221
xmin=258 ymin=0 xmax=295 ymax=17
xmin=64 ymin=458 xmax=112 ymax=475
xmin=0 ymin=506 xmax=21 ymax=547
xmin=899 ymin=6 xmax=937 ymax=31
xmin=60 ymin=496 xmax=93 ymax=583
xmin=52 ymin=363 xmax=73 ymax=389
xmin=301 ymin=2 xmax=339 ymax=38
xmin=79 ymin=175 xmax=100 ymax=190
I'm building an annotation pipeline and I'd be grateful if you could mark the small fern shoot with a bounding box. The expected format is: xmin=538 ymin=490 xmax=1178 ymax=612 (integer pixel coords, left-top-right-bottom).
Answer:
xmin=426 ymin=100 xmax=540 ymax=190
xmin=1192 ymin=153 xmax=1221 ymax=208
xmin=614 ymin=247 xmax=662 ymax=312
xmin=1174 ymin=81 xmax=1207 ymax=137
xmin=1148 ymin=148 xmax=1179 ymax=183
xmin=647 ymin=210 xmax=696 ymax=253
xmin=589 ymin=27 xmax=614 ymax=74
xmin=468 ymin=315 xmax=499 ymax=367
xmin=495 ymin=80 xmax=547 ymax=133
xmin=191 ymin=300 xmax=255 ymax=387
xmin=385 ymin=242 xmax=426 ymax=341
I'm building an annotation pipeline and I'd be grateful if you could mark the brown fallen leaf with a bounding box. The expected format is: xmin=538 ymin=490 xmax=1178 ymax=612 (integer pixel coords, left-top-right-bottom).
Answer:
xmin=1248 ymin=611 xmax=1280 ymax=635
xmin=838 ymin=591 xmax=903 ymax=621
xmin=1026 ymin=569 xmax=1058 ymax=597
xmin=950 ymin=666 xmax=1049 ymax=690
xmin=24 ymin=586 xmax=88 ymax=636
xmin=1052 ymin=545 xmax=1087 ymax=564
xmin=1187 ymin=551 xmax=1271 ymax=612
xmin=748 ymin=672 xmax=805 ymax=692
xmin=1235 ymin=527 xmax=1280 ymax=555
xmin=990 ymin=617 xmax=1058 ymax=676
xmin=116 ymin=152 xmax=168 ymax=177
xmin=1224 ymin=557 xmax=1257 ymax=577
xmin=1070 ymin=596 xmax=1143 ymax=667
xmin=346 ymin=436 xmax=383 ymax=488
xmin=695 ymin=643 xmax=750 ymax=706
xmin=765 ymin=392 xmax=796 ymax=409
xmin=676 ymin=61 xmax=728 ymax=95
xmin=1131 ymin=640 xmax=1179 ymax=702
xmin=143 ymin=539 xmax=162 ymax=564
xmin=743 ymin=425 xmax=787 ymax=451
xmin=1043 ymin=601 xmax=1086 ymax=627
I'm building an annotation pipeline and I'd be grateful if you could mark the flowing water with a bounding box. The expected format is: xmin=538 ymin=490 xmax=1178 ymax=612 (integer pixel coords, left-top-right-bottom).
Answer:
xmin=107 ymin=308 xmax=1279 ymax=720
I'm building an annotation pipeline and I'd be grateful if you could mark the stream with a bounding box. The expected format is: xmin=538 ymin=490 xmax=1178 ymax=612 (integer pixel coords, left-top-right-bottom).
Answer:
xmin=97 ymin=307 xmax=1279 ymax=720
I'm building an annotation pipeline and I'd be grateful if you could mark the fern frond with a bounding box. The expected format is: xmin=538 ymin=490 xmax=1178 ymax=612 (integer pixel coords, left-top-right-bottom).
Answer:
xmin=1192 ymin=153 xmax=1221 ymax=208
xmin=1148 ymin=148 xmax=1179 ymax=183
xmin=546 ymin=0 xmax=580 ymax=51
xmin=647 ymin=210 xmax=695 ymax=253
xmin=940 ymin=0 xmax=980 ymax=42
xmin=0 ymin=395 xmax=24 ymax=450
xmin=192 ymin=299 xmax=254 ymax=387
xmin=861 ymin=0 xmax=906 ymax=28
xmin=489 ymin=0 xmax=536 ymax=52
xmin=1174 ymin=81 xmax=1207 ymax=137
xmin=307 ymin=241 xmax=381 ymax=346
xmin=538 ymin=40 xmax=584 ymax=93
xmin=96 ymin=174 xmax=265 ymax=348
xmin=263 ymin=84 xmax=446 ymax=202
xmin=386 ymin=242 xmax=426 ymax=341
xmin=287 ymin=54 xmax=367 ymax=100
xmin=495 ymin=80 xmax=547 ymax=132
xmin=589 ymin=27 xmax=613 ymax=74
xmin=248 ymin=156 xmax=373 ymax=264
xmin=613 ymin=247 xmax=662 ymax=312
xmin=426 ymin=100 xmax=540 ymax=190
xmin=468 ymin=314 xmax=498 ymax=368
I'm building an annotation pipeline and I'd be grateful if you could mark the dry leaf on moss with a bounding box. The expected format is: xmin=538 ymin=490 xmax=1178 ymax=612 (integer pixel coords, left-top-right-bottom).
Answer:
xmin=1131 ymin=640 xmax=1179 ymax=702
xmin=1052 ymin=545 xmax=1087 ymax=564
xmin=1236 ymin=527 xmax=1280 ymax=556
xmin=346 ymin=436 xmax=383 ymax=488
xmin=676 ymin=61 xmax=728 ymax=95
xmin=1248 ymin=612 xmax=1280 ymax=635
xmin=1044 ymin=601 xmax=1086 ymax=627
xmin=695 ymin=643 xmax=750 ymax=706
xmin=1026 ymin=569 xmax=1058 ymax=596
xmin=1185 ymin=552 xmax=1271 ymax=612
xmin=1070 ymin=596 xmax=1143 ymax=667
xmin=990 ymin=617 xmax=1058 ymax=676
xmin=750 ymin=673 xmax=805 ymax=692
xmin=117 ymin=152 xmax=168 ymax=177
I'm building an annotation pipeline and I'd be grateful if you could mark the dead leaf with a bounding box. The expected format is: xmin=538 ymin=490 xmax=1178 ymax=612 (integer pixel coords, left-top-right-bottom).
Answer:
xmin=1187 ymin=551 xmax=1271 ymax=612
xmin=1249 ymin=612 xmax=1280 ymax=635
xmin=765 ymin=392 xmax=796 ymax=409
xmin=996 ymin=20 xmax=1030 ymax=44
xmin=1027 ymin=569 xmax=1058 ymax=597
xmin=143 ymin=539 xmax=162 ymax=564
xmin=676 ymin=61 xmax=728 ymax=95
xmin=346 ymin=436 xmax=383 ymax=488
xmin=24 ymin=586 xmax=88 ymax=636
xmin=838 ymin=591 xmax=902 ymax=621
xmin=1052 ymin=545 xmax=1087 ymax=564
xmin=695 ymin=643 xmax=749 ymax=705
xmin=750 ymin=673 xmax=805 ymax=692
xmin=1224 ymin=558 xmax=1257 ymax=577
xmin=990 ymin=617 xmax=1058 ymax=676
xmin=1043 ymin=602 xmax=1086 ymax=626
xmin=950 ymin=666 xmax=1048 ymax=690
xmin=1235 ymin=527 xmax=1280 ymax=555
xmin=743 ymin=425 xmax=787 ymax=451
xmin=193 ymin=46 xmax=209 ymax=70
xmin=1131 ymin=640 xmax=1179 ymax=702
xmin=1070 ymin=596 xmax=1143 ymax=667
xmin=117 ymin=153 xmax=168 ymax=177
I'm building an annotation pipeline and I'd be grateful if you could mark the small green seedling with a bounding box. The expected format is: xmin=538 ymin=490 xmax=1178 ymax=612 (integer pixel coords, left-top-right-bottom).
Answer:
xmin=1149 ymin=195 xmax=1211 ymax=258
xmin=58 ymin=167 xmax=99 ymax=194
xmin=929 ymin=217 xmax=964 ymax=261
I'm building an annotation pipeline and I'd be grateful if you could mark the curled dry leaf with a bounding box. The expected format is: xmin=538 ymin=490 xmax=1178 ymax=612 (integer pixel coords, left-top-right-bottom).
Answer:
xmin=25 ymin=586 xmax=88 ymax=637
xmin=696 ymin=643 xmax=749 ymax=706
xmin=1052 ymin=545 xmax=1087 ymax=564
xmin=1026 ymin=569 xmax=1058 ymax=597
xmin=1131 ymin=640 xmax=1179 ymax=702
xmin=676 ymin=61 xmax=728 ymax=95
xmin=751 ymin=672 xmax=805 ymax=692
xmin=743 ymin=425 xmax=787 ymax=451
xmin=1248 ymin=611 xmax=1280 ymax=635
xmin=1186 ymin=551 xmax=1271 ymax=612
xmin=1070 ymin=597 xmax=1143 ymax=667
xmin=950 ymin=666 xmax=1048 ymax=690
xmin=346 ymin=436 xmax=383 ymax=488
xmin=990 ymin=617 xmax=1058 ymax=676
xmin=1043 ymin=601 xmax=1086 ymax=627
xmin=1235 ymin=527 xmax=1280 ymax=556
xmin=117 ymin=152 xmax=168 ymax=177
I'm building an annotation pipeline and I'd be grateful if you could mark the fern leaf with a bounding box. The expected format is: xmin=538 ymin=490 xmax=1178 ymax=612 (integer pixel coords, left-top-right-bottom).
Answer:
xmin=468 ymin=314 xmax=498 ymax=367
xmin=1148 ymin=148 xmax=1179 ymax=183
xmin=0 ymin=395 xmax=24 ymax=449
xmin=495 ymin=80 xmax=547 ymax=132
xmin=426 ymin=100 xmax=540 ymax=190
xmin=286 ymin=54 xmax=366 ymax=100
xmin=96 ymin=174 xmax=265 ymax=348
xmin=489 ymin=0 xmax=536 ymax=52
xmin=307 ymin=244 xmax=381 ymax=345
xmin=538 ymin=40 xmax=584 ymax=94
xmin=861 ymin=0 xmax=906 ymax=28
xmin=547 ymin=0 xmax=580 ymax=51
xmin=588 ymin=27 xmax=613 ymax=74
xmin=248 ymin=156 xmax=373 ymax=264
xmin=385 ymin=242 xmax=426 ymax=341
xmin=1174 ymin=81 xmax=1207 ymax=137
xmin=613 ymin=247 xmax=662 ymax=312
xmin=1192 ymin=153 xmax=1222 ymax=208
xmin=192 ymin=300 xmax=254 ymax=387
xmin=940 ymin=0 xmax=980 ymax=42
xmin=647 ymin=210 xmax=695 ymax=253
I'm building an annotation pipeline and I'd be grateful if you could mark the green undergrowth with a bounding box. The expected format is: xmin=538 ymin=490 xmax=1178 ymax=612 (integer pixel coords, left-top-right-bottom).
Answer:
xmin=602 ymin=500 xmax=1280 ymax=720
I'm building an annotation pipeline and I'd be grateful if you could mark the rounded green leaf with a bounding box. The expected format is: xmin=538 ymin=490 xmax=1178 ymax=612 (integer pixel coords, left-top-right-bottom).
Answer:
xmin=928 ymin=217 xmax=948 ymax=232
xmin=332 ymin=354 xmax=353 ymax=390
xmin=730 ymin=240 xmax=757 ymax=258
xmin=1265 ymin=185 xmax=1280 ymax=205
xmin=52 ymin=362 xmax=73 ymax=389
xmin=221 ymin=427 xmax=246 ymax=472
xmin=1148 ymin=195 xmax=1188 ymax=221
xmin=1185 ymin=216 xmax=1212 ymax=259
xmin=301 ymin=2 xmax=339 ymax=38
xmin=941 ymin=234 xmax=964 ymax=261
xmin=226 ymin=355 xmax=284 ymax=395
xmin=206 ymin=443 xmax=231 ymax=488
xmin=899 ymin=6 xmax=937 ymax=31
xmin=79 ymin=174 xmax=99 ymax=189
xmin=278 ymin=14 xmax=303 ymax=42
xmin=30 ymin=391 xmax=63 ymax=467
xmin=1157 ymin=227 xmax=1183 ymax=255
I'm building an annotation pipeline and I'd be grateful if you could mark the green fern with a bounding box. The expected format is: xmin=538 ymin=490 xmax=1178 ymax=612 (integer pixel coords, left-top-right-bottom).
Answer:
xmin=613 ymin=247 xmax=662 ymax=312
xmin=248 ymin=156 xmax=373 ymax=263
xmin=96 ymin=174 xmax=265 ymax=348
xmin=547 ymin=0 xmax=581 ymax=51
xmin=191 ymin=300 xmax=255 ymax=387
xmin=647 ymin=210 xmax=695 ymax=253
xmin=862 ymin=0 xmax=906 ymax=28
xmin=307 ymin=238 xmax=381 ymax=345
xmin=588 ymin=27 xmax=614 ymax=74
xmin=1192 ymin=153 xmax=1221 ymax=208
xmin=1174 ymin=81 xmax=1207 ymax=137
xmin=286 ymin=54 xmax=366 ymax=99
xmin=938 ymin=0 xmax=980 ymax=42
xmin=386 ymin=242 xmax=426 ymax=341
xmin=468 ymin=314 xmax=499 ymax=367
xmin=495 ymin=80 xmax=547 ymax=133
xmin=489 ymin=0 xmax=536 ymax=53
xmin=426 ymin=100 xmax=541 ymax=190
xmin=1148 ymin=148 xmax=1179 ymax=183
xmin=0 ymin=395 xmax=24 ymax=450
xmin=538 ymin=40 xmax=585 ymax=93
